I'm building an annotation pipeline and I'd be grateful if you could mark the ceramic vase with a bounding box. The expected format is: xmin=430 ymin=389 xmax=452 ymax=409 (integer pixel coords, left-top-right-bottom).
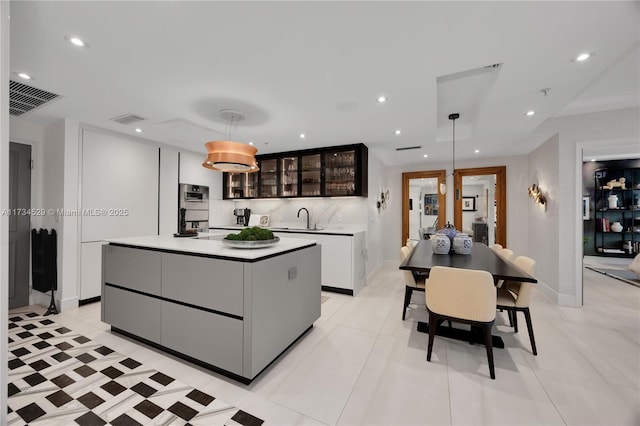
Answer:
xmin=453 ymin=233 xmax=473 ymax=255
xmin=438 ymin=222 xmax=459 ymax=244
xmin=608 ymin=194 xmax=618 ymax=209
xmin=432 ymin=233 xmax=451 ymax=254
xmin=611 ymin=221 xmax=623 ymax=233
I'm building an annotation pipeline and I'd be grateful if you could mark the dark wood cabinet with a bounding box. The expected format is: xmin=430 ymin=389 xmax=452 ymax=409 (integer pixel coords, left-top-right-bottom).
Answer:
xmin=223 ymin=143 xmax=368 ymax=199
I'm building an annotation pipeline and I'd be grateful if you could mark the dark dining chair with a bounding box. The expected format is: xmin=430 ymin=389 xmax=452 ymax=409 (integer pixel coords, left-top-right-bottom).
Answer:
xmin=425 ymin=266 xmax=497 ymax=379
xmin=496 ymin=256 xmax=538 ymax=355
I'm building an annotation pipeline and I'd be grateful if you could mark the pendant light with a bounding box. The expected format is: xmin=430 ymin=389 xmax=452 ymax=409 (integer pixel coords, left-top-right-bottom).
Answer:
xmin=202 ymin=109 xmax=259 ymax=173
xmin=439 ymin=113 xmax=460 ymax=195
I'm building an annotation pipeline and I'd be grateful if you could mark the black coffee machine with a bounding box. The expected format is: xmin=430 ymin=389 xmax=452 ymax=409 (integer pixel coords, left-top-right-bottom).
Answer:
xmin=233 ymin=208 xmax=251 ymax=226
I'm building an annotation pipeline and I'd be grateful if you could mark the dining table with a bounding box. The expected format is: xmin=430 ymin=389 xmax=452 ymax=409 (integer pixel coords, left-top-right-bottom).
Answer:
xmin=399 ymin=239 xmax=537 ymax=348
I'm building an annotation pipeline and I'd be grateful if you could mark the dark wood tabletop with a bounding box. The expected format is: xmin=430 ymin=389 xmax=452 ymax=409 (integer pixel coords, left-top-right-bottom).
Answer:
xmin=399 ymin=240 xmax=537 ymax=283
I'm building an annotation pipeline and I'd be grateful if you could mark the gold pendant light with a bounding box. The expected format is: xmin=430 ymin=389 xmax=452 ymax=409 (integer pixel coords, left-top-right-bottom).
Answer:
xmin=202 ymin=110 xmax=259 ymax=173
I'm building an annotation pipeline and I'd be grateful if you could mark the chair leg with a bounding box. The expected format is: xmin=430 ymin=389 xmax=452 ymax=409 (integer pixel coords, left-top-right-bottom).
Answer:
xmin=482 ymin=323 xmax=496 ymax=379
xmin=523 ymin=308 xmax=538 ymax=355
xmin=507 ymin=310 xmax=513 ymax=328
xmin=427 ymin=314 xmax=436 ymax=362
xmin=512 ymin=310 xmax=519 ymax=333
xmin=402 ymin=287 xmax=413 ymax=320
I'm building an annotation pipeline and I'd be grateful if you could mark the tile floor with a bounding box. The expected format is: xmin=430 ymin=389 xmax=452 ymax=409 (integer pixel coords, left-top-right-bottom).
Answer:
xmin=12 ymin=265 xmax=640 ymax=425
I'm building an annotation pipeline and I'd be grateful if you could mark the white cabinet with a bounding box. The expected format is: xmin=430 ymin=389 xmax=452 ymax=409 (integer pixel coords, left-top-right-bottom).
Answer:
xmin=272 ymin=231 xmax=366 ymax=295
xmin=79 ymin=241 xmax=106 ymax=301
xmin=159 ymin=148 xmax=179 ymax=234
xmin=81 ymin=129 xmax=159 ymax=242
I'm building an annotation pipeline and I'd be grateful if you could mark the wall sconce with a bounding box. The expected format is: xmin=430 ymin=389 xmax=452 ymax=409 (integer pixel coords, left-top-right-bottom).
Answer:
xmin=528 ymin=184 xmax=547 ymax=207
xmin=377 ymin=189 xmax=390 ymax=210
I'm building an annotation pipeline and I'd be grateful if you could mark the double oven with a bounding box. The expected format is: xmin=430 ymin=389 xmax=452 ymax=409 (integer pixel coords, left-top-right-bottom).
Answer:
xmin=179 ymin=184 xmax=209 ymax=232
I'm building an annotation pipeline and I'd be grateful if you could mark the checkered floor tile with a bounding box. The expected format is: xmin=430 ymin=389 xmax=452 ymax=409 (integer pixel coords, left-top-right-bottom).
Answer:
xmin=8 ymin=313 xmax=264 ymax=426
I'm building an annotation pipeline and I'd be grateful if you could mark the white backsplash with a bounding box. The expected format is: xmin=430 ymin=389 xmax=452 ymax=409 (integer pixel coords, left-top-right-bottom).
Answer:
xmin=216 ymin=197 xmax=369 ymax=230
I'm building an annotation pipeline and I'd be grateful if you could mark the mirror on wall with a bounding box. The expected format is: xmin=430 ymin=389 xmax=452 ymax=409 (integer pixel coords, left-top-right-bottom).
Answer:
xmin=402 ymin=170 xmax=446 ymax=246
xmin=458 ymin=174 xmax=497 ymax=246
xmin=454 ymin=166 xmax=506 ymax=247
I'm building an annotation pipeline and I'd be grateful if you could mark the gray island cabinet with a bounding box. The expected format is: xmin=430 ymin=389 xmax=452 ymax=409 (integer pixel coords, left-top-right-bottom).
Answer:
xmin=101 ymin=234 xmax=321 ymax=383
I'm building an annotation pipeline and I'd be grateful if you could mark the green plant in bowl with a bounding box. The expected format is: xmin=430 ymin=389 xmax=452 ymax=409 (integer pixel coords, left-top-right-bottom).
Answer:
xmin=225 ymin=226 xmax=274 ymax=241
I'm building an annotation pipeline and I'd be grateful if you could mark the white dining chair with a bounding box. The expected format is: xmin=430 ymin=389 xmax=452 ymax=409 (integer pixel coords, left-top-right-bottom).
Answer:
xmin=425 ymin=266 xmax=497 ymax=379
xmin=400 ymin=245 xmax=425 ymax=320
xmin=497 ymin=256 xmax=538 ymax=355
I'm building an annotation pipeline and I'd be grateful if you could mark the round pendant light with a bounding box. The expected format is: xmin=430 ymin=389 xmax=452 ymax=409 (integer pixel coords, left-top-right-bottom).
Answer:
xmin=202 ymin=110 xmax=259 ymax=173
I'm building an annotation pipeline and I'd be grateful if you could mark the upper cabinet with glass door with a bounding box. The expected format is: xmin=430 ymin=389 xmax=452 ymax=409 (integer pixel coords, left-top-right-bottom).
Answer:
xmin=222 ymin=143 xmax=368 ymax=199
xmin=259 ymin=158 xmax=278 ymax=198
xmin=224 ymin=172 xmax=257 ymax=199
xmin=280 ymin=156 xmax=299 ymax=197
xmin=301 ymin=153 xmax=321 ymax=197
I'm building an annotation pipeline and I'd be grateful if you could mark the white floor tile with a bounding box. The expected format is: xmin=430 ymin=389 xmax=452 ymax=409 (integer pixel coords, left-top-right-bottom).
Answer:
xmin=12 ymin=264 xmax=639 ymax=425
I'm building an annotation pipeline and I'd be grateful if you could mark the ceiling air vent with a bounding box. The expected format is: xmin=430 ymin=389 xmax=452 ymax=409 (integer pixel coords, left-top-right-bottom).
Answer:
xmin=396 ymin=146 xmax=422 ymax=151
xmin=9 ymin=80 xmax=60 ymax=116
xmin=110 ymin=113 xmax=148 ymax=125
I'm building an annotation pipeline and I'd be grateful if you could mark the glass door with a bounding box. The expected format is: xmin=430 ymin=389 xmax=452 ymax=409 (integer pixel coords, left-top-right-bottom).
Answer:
xmin=280 ymin=156 xmax=299 ymax=197
xmin=259 ymin=158 xmax=278 ymax=198
xmin=324 ymin=149 xmax=356 ymax=196
xmin=301 ymin=153 xmax=321 ymax=197
xmin=225 ymin=173 xmax=258 ymax=199
xmin=225 ymin=173 xmax=244 ymax=199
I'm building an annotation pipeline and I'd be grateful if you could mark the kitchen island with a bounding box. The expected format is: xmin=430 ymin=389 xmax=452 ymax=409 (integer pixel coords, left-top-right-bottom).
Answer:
xmin=101 ymin=233 xmax=321 ymax=383
xmin=211 ymin=225 xmax=366 ymax=295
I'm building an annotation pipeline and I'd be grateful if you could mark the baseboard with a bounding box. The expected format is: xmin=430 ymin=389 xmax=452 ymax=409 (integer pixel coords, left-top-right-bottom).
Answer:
xmin=536 ymin=280 xmax=579 ymax=307
xmin=30 ymin=290 xmax=79 ymax=312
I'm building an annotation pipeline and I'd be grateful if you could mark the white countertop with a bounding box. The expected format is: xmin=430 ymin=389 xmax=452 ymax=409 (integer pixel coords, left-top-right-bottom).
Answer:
xmin=211 ymin=224 xmax=366 ymax=236
xmin=105 ymin=232 xmax=317 ymax=260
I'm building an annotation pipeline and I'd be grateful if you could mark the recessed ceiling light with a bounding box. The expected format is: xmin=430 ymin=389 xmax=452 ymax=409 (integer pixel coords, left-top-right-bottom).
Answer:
xmin=17 ymin=72 xmax=32 ymax=80
xmin=135 ymin=128 xmax=142 ymax=133
xmin=575 ymin=52 xmax=591 ymax=62
xmin=591 ymin=158 xmax=596 ymax=162
xmin=65 ymin=35 xmax=87 ymax=47
xmin=377 ymin=95 xmax=387 ymax=103
xmin=423 ymin=154 xmax=428 ymax=158
xmin=300 ymin=133 xmax=306 ymax=139
xmin=249 ymin=142 xmax=254 ymax=146
xmin=474 ymin=149 xmax=480 ymax=154
xmin=394 ymin=129 xmax=401 ymax=135
xmin=525 ymin=110 xmax=535 ymax=116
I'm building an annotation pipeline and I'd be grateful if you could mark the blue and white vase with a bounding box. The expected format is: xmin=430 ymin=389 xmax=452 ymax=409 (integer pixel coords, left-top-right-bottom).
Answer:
xmin=432 ymin=233 xmax=451 ymax=254
xmin=453 ymin=233 xmax=473 ymax=255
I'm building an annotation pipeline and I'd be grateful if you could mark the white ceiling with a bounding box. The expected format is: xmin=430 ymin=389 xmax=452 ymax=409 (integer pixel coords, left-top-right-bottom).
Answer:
xmin=9 ymin=1 xmax=640 ymax=166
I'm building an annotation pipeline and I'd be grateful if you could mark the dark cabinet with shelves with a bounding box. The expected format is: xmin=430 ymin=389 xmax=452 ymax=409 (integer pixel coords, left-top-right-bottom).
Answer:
xmin=592 ymin=166 xmax=640 ymax=257
xmin=224 ymin=172 xmax=257 ymax=199
xmin=223 ymin=143 xmax=368 ymax=199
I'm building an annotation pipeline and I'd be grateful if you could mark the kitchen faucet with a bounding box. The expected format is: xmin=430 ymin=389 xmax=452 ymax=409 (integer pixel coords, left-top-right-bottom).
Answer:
xmin=297 ymin=207 xmax=310 ymax=229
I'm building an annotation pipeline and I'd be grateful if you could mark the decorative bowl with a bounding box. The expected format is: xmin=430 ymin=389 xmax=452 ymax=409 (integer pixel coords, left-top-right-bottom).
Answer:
xmin=221 ymin=237 xmax=280 ymax=249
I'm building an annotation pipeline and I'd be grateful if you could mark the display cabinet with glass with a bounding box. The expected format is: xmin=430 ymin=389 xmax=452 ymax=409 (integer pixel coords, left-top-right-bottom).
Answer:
xmin=224 ymin=173 xmax=257 ymax=199
xmin=301 ymin=153 xmax=321 ymax=197
xmin=593 ymin=166 xmax=640 ymax=257
xmin=222 ymin=143 xmax=367 ymax=199
xmin=280 ymin=156 xmax=299 ymax=197
xmin=259 ymin=158 xmax=278 ymax=198
xmin=324 ymin=149 xmax=356 ymax=196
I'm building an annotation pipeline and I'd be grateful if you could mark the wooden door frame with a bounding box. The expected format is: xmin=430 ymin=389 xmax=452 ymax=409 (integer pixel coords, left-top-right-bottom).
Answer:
xmin=402 ymin=170 xmax=446 ymax=246
xmin=453 ymin=166 xmax=507 ymax=247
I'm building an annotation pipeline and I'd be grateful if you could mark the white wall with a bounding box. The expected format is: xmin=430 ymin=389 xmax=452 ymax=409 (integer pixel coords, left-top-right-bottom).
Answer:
xmin=383 ymin=154 xmax=530 ymax=262
xmin=527 ymin=133 xmax=561 ymax=303
xmin=1 ymin=2 xmax=10 ymax=422
xmin=461 ymin=184 xmax=483 ymax=234
xmin=532 ymin=106 xmax=640 ymax=306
